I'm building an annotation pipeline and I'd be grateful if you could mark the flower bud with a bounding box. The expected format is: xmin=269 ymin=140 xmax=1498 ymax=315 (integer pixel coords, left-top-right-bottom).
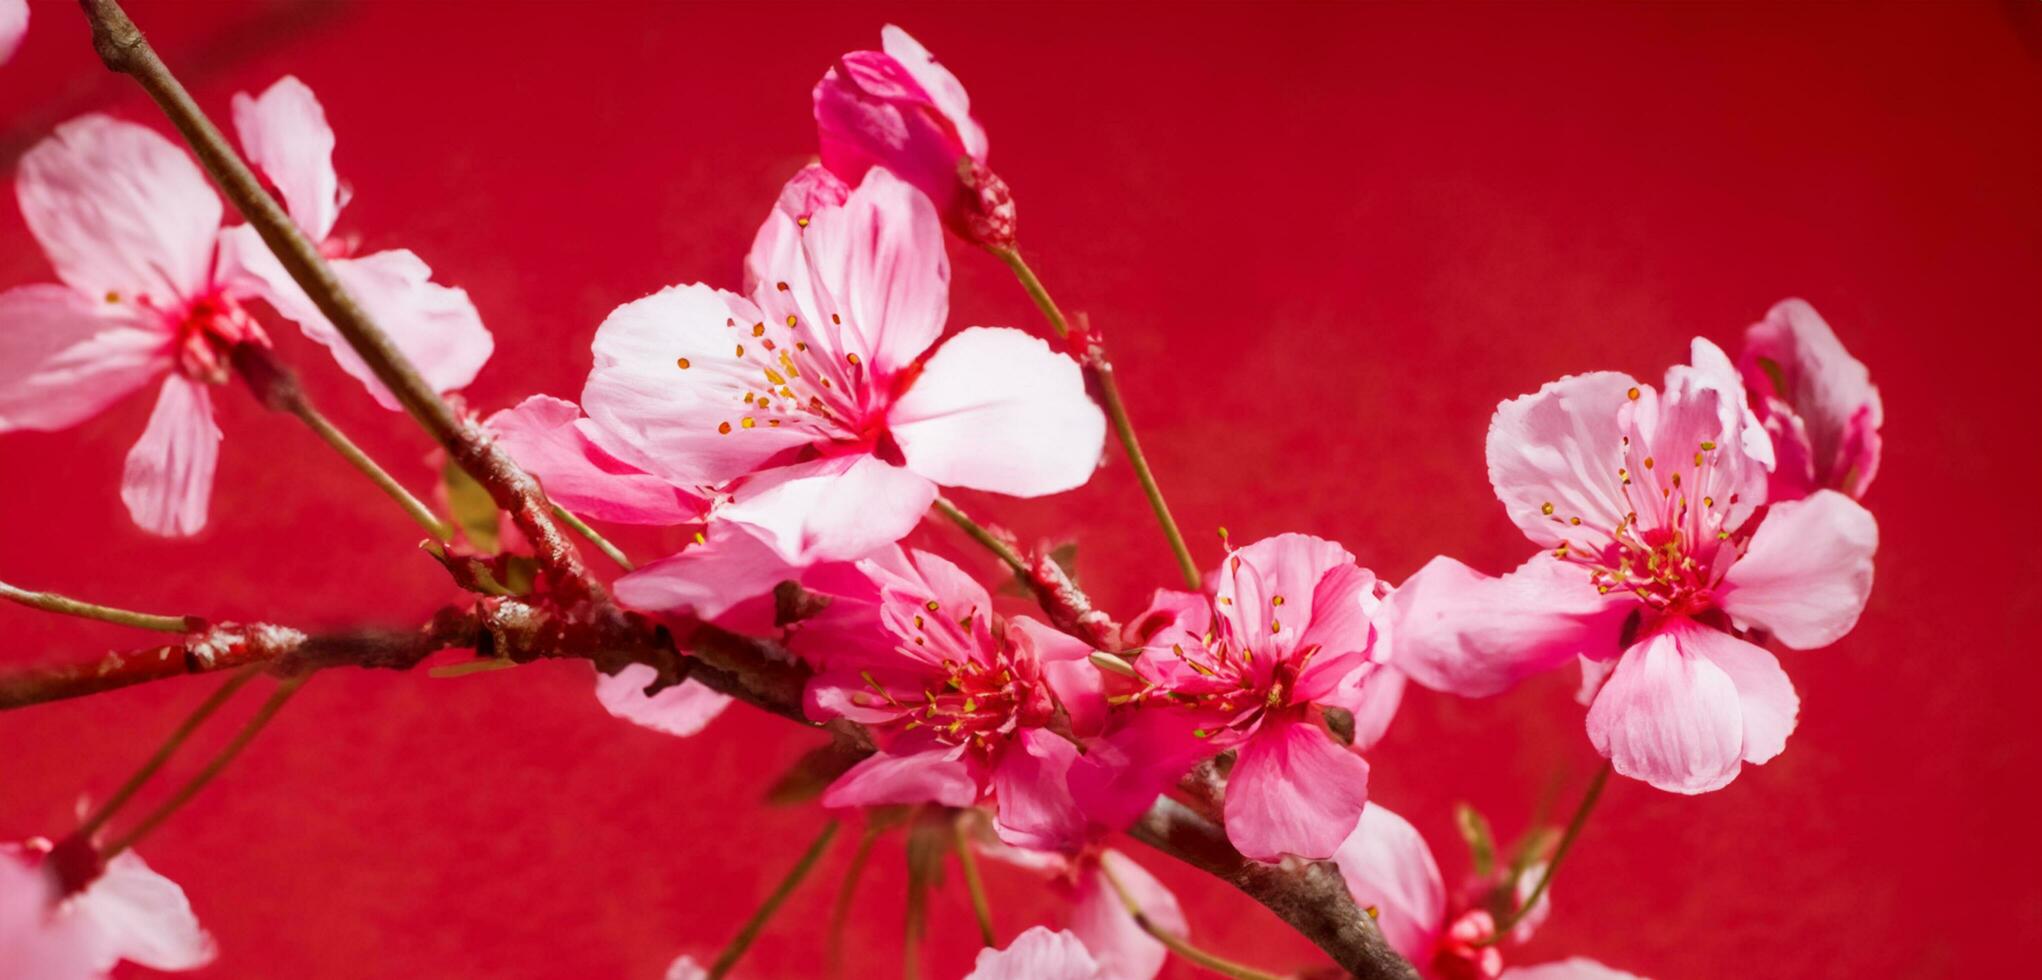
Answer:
xmin=813 ymin=25 xmax=1015 ymax=248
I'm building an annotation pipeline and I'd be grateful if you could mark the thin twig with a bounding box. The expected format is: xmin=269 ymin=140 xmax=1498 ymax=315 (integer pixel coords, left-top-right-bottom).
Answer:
xmin=827 ymin=822 xmax=883 ymax=979
xmin=933 ymin=497 xmax=1029 ymax=577
xmin=709 ymin=821 xmax=841 ymax=979
xmin=1480 ymin=762 xmax=1612 ymax=945
xmin=1099 ymin=857 xmax=1282 ymax=980
xmin=552 ymin=503 xmax=634 ymax=571
xmin=0 ymin=579 xmax=192 ymax=633
xmin=103 ymin=675 xmax=308 ymax=857
xmin=76 ymin=665 xmax=263 ymax=838
xmin=290 ymin=399 xmax=452 ymax=541
xmin=990 ymin=247 xmax=1201 ymax=591
xmin=952 ymin=813 xmax=997 ymax=947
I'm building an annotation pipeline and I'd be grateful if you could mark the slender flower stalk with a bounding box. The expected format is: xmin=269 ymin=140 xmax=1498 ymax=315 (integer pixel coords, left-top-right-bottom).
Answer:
xmin=932 ymin=497 xmax=1029 ymax=579
xmin=104 ymin=675 xmax=309 ymax=857
xmin=953 ymin=814 xmax=997 ymax=947
xmin=1479 ymin=763 xmax=1612 ymax=944
xmin=709 ymin=821 xmax=841 ymax=980
xmin=828 ymin=823 xmax=884 ymax=980
xmin=288 ymin=399 xmax=451 ymax=541
xmin=551 ymin=503 xmax=633 ymax=570
xmin=1100 ymin=859 xmax=1281 ymax=980
xmin=990 ymin=246 xmax=1201 ymax=590
xmin=76 ymin=665 xmax=263 ymax=838
xmin=0 ymin=579 xmax=193 ymax=633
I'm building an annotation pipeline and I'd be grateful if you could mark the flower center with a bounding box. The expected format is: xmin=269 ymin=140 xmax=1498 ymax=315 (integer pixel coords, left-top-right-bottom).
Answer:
xmin=164 ymin=291 xmax=265 ymax=384
xmin=1547 ymin=432 xmax=1750 ymax=617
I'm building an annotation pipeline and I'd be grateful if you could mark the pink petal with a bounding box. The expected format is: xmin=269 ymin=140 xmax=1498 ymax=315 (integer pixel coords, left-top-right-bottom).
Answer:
xmin=1069 ymin=850 xmax=1182 ymax=980
xmin=1386 ymin=555 xmax=1628 ymax=697
xmin=1224 ymin=717 xmax=1371 ymax=861
xmin=1584 ymin=631 xmax=1745 ymax=794
xmin=1501 ymin=959 xmax=1644 ymax=980
xmin=614 ymin=520 xmax=797 ymax=620
xmin=890 ymin=326 xmax=1105 ymax=496
xmin=230 ymin=76 xmax=342 ymax=239
xmin=814 ymin=42 xmax=978 ymax=222
xmin=1068 ymin=708 xmax=1215 ymax=830
xmin=120 ymin=377 xmax=220 ymax=538
xmin=1012 ymin=616 xmax=1106 ymax=737
xmin=1331 ymin=803 xmax=1446 ymax=963
xmin=1672 ymin=623 xmax=1798 ymax=766
xmin=1718 ymin=490 xmax=1877 ymax=649
xmin=965 ymin=926 xmax=1100 ymax=980
xmin=0 ymin=850 xmax=99 ymax=980
xmin=1486 ymin=371 xmax=1642 ymax=550
xmin=722 ymin=454 xmax=937 ymax=564
xmin=881 ymin=26 xmax=989 ymax=162
xmin=17 ymin=115 xmax=221 ymax=305
xmin=663 ymin=955 xmax=708 ymax=980
xmin=991 ymin=730 xmax=1088 ymax=852
xmin=1214 ymin=533 xmax=1367 ymax=665
xmin=1740 ymin=298 xmax=1883 ymax=500
xmin=484 ymin=395 xmax=705 ymax=524
xmin=821 ymin=735 xmax=979 ymax=809
xmin=72 ymin=851 xmax=216 ymax=972
xmin=751 ymin=167 xmax=949 ymax=378
xmin=771 ymin=163 xmax=850 ymax=222
xmin=1325 ymin=665 xmax=1406 ymax=750
xmin=593 ymin=663 xmax=732 ymax=739
xmin=1123 ymin=589 xmax=1211 ymax=646
xmin=581 ymin=284 xmax=814 ymax=486
xmin=0 ymin=285 xmax=168 ymax=432
xmin=0 ymin=0 xmax=26 ymax=65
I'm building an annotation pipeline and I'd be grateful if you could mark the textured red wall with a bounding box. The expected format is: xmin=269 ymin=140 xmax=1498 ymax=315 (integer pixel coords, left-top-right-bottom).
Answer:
xmin=4 ymin=2 xmax=2038 ymax=977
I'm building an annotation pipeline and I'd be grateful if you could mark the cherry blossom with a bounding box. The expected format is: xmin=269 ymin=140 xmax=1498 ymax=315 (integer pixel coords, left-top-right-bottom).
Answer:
xmin=1736 ymin=299 xmax=1882 ymax=502
xmin=2 ymin=839 xmax=214 ymax=977
xmin=217 ymin=76 xmax=494 ymax=411
xmin=578 ymin=163 xmax=1102 ymax=617
xmin=1334 ymin=805 xmax=1643 ymax=980
xmin=1389 ymin=341 xmax=1877 ymax=792
xmin=794 ymin=547 xmax=1104 ymax=851
xmin=814 ymin=26 xmax=1013 ymax=248
xmin=1 ymin=88 xmax=488 ymax=536
xmin=1072 ymin=533 xmax=1401 ymax=862
xmin=965 ymin=926 xmax=1103 ymax=980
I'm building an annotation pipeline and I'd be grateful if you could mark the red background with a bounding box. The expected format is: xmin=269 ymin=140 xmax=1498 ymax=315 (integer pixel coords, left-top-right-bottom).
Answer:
xmin=4 ymin=2 xmax=2039 ymax=977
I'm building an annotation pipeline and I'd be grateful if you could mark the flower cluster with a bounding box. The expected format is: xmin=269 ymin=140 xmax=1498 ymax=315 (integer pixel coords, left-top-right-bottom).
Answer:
xmin=0 ymin=14 xmax=1888 ymax=980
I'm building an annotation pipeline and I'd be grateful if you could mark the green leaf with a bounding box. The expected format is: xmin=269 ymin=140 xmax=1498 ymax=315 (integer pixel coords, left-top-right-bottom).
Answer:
xmin=441 ymin=457 xmax=500 ymax=554
xmin=1455 ymin=801 xmax=1497 ymax=878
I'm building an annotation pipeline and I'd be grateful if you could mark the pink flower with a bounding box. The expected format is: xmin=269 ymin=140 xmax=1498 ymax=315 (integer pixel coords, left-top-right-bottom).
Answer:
xmin=1 ymin=89 xmax=489 ymax=537
xmin=1 ymin=0 xmax=27 ymax=65
xmin=2 ymin=115 xmax=256 ymax=535
xmin=1334 ymin=805 xmax=1643 ymax=980
xmin=1072 ymin=533 xmax=1402 ymax=862
xmin=578 ymin=164 xmax=1102 ymax=616
xmin=217 ymin=76 xmax=494 ymax=411
xmin=663 ymin=955 xmax=708 ymax=980
xmin=1736 ymin=299 xmax=1882 ymax=502
xmin=965 ymin=926 xmax=1102 ymax=980
xmin=1389 ymin=341 xmax=1878 ymax=793
xmin=2 ymin=839 xmax=215 ymax=977
xmin=979 ymin=843 xmax=1186 ymax=980
xmin=795 ymin=547 xmax=1104 ymax=852
xmin=814 ymin=26 xmax=1013 ymax=248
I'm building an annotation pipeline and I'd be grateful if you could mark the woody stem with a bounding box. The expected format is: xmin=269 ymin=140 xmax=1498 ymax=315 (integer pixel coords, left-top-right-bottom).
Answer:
xmin=952 ymin=813 xmax=997 ymax=946
xmin=289 ymin=399 xmax=453 ymax=541
xmin=990 ymin=246 xmax=1201 ymax=591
